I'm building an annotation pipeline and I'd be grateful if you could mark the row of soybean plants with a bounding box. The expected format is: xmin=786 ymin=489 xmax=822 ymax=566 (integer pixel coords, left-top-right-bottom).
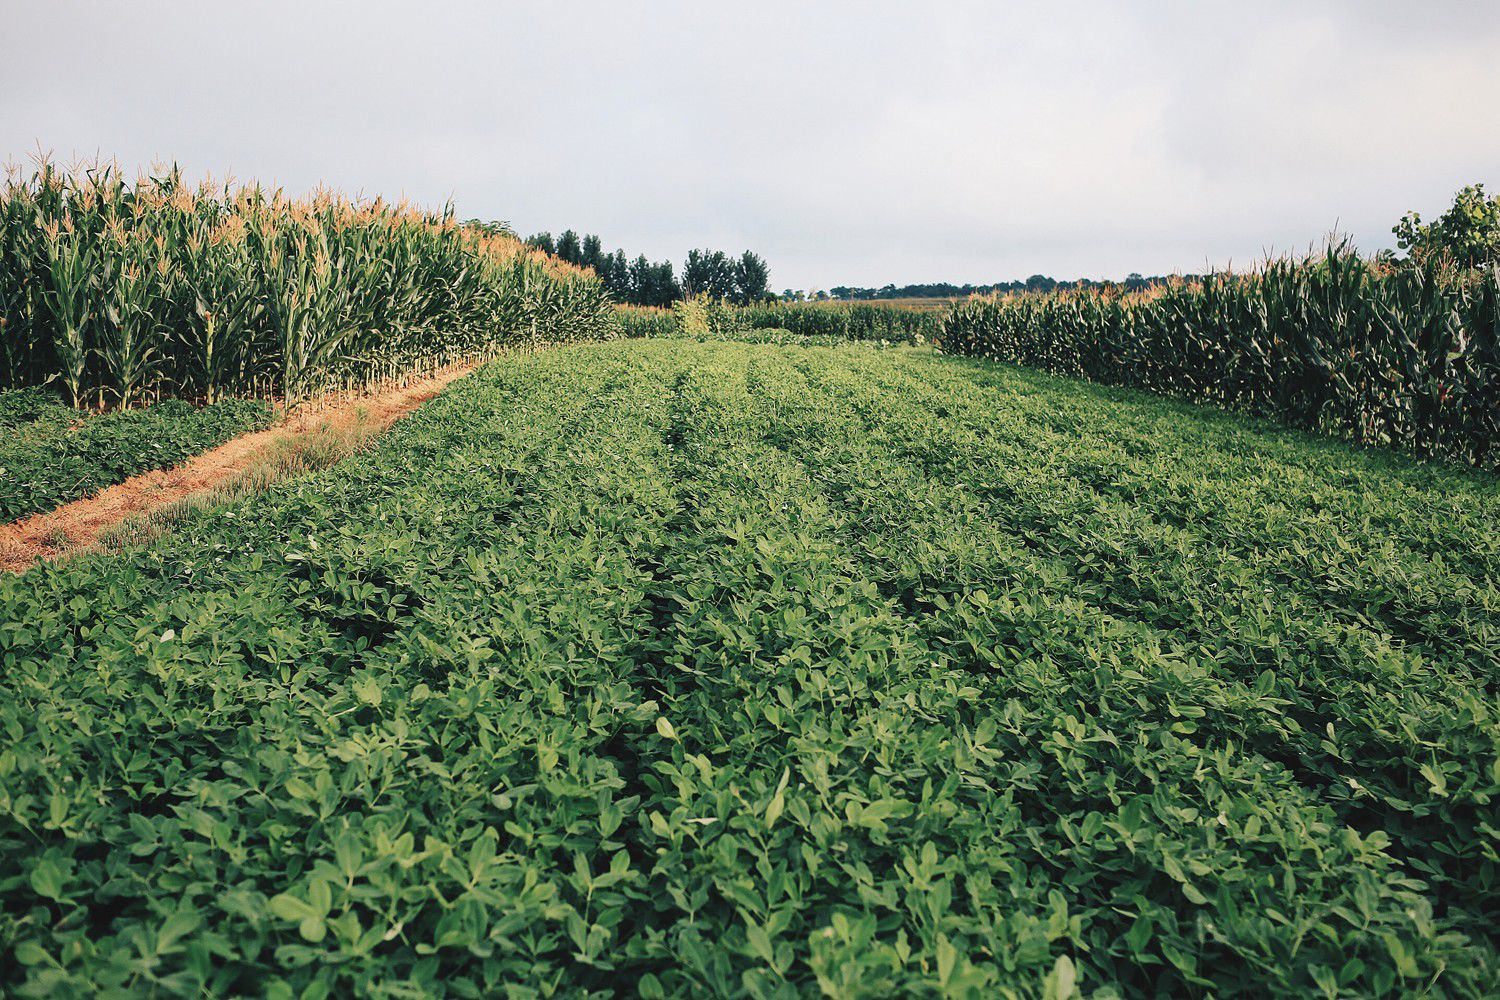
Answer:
xmin=0 ymin=387 xmax=271 ymax=520
xmin=940 ymin=244 xmax=1500 ymax=468
xmin=0 ymin=162 xmax=618 ymax=408
xmin=1 ymin=339 xmax=1493 ymax=995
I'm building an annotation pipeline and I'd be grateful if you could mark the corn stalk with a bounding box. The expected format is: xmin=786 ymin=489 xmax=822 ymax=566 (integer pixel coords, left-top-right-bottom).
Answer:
xmin=41 ymin=228 xmax=94 ymax=407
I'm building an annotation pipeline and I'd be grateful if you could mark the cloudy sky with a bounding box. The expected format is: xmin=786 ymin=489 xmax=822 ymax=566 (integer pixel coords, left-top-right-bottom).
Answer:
xmin=4 ymin=1 xmax=1498 ymax=290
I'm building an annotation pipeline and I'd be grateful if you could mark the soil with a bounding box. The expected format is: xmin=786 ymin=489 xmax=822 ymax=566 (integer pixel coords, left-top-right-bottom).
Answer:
xmin=0 ymin=365 xmax=473 ymax=573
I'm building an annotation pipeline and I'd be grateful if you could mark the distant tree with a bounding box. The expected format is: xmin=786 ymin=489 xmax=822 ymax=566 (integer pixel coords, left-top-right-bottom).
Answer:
xmin=608 ymin=249 xmax=629 ymax=298
xmin=465 ymin=219 xmax=515 ymax=238
xmin=527 ymin=230 xmax=761 ymax=305
xmin=655 ymin=262 xmax=681 ymax=305
xmin=733 ymin=251 xmax=770 ymax=304
xmin=580 ymin=234 xmax=605 ymax=273
xmin=683 ymin=249 xmax=737 ymax=300
xmin=1394 ymin=183 xmax=1500 ymax=269
xmin=555 ymin=230 xmax=582 ymax=265
xmin=594 ymin=250 xmax=620 ymax=296
xmin=654 ymin=262 xmax=680 ymax=306
xmin=716 ymin=257 xmax=738 ymax=299
xmin=825 ymin=274 xmax=1183 ymax=301
xmin=625 ymin=255 xmax=679 ymax=306
xmin=628 ymin=255 xmax=653 ymax=303
xmin=682 ymin=250 xmax=706 ymax=297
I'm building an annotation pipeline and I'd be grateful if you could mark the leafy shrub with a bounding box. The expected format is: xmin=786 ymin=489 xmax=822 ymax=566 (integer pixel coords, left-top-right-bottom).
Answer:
xmin=1393 ymin=183 xmax=1500 ymax=269
xmin=0 ymin=387 xmax=74 ymax=431
xmin=669 ymin=295 xmax=744 ymax=338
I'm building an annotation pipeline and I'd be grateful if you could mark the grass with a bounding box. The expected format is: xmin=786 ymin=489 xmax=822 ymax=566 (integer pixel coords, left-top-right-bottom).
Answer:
xmin=0 ymin=339 xmax=1495 ymax=997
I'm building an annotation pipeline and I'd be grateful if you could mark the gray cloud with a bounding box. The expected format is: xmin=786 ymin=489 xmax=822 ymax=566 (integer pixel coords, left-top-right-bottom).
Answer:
xmin=3 ymin=0 xmax=1498 ymax=289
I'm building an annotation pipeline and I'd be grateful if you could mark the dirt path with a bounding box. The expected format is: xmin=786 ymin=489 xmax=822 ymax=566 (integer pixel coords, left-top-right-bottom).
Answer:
xmin=0 ymin=364 xmax=474 ymax=573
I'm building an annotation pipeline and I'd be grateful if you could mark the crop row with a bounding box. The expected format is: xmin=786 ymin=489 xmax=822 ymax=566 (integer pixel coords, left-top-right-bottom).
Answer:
xmin=615 ymin=305 xmax=679 ymax=339
xmin=0 ymin=339 xmax=1493 ymax=996
xmin=0 ymin=162 xmax=617 ymax=408
xmin=939 ymin=245 xmax=1500 ymax=468
xmin=731 ymin=301 xmax=942 ymax=342
xmin=616 ymin=299 xmax=940 ymax=344
xmin=0 ymin=388 xmax=271 ymax=521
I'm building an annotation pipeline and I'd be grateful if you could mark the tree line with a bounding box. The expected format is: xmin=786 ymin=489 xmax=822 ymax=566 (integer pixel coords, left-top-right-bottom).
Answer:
xmin=822 ymin=185 xmax=1500 ymax=302
xmin=526 ymin=182 xmax=1500 ymax=309
xmin=820 ymin=273 xmax=1193 ymax=302
xmin=526 ymin=230 xmax=771 ymax=306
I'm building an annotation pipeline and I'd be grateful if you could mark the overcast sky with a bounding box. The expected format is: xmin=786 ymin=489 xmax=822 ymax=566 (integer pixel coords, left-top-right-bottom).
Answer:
xmin=4 ymin=2 xmax=1499 ymax=290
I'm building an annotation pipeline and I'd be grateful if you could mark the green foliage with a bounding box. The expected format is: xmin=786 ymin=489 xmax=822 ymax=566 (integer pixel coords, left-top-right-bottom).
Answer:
xmin=826 ymin=272 xmax=1187 ymax=302
xmin=737 ymin=301 xmax=942 ymax=343
xmin=0 ymin=339 xmax=1494 ymax=996
xmin=0 ymin=396 xmax=271 ymax=520
xmin=682 ymin=249 xmax=771 ymax=305
xmin=669 ymin=294 xmax=740 ymax=338
xmin=672 ymin=326 xmax=905 ymax=348
xmin=528 ymin=231 xmax=770 ymax=307
xmin=637 ymin=298 xmax=942 ymax=345
xmin=941 ymin=243 xmax=1500 ymax=468
xmin=0 ymin=387 xmax=74 ymax=432
xmin=1394 ymin=184 xmax=1500 ymax=269
xmin=0 ymin=161 xmax=618 ymax=406
xmin=615 ymin=305 xmax=678 ymax=339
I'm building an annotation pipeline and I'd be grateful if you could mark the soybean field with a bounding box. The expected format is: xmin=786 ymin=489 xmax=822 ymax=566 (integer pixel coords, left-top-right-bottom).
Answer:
xmin=2 ymin=339 xmax=1495 ymax=998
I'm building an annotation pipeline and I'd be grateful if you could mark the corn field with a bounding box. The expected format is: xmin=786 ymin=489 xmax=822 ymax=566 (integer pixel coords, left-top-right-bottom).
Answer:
xmin=941 ymin=243 xmax=1500 ymax=468
xmin=614 ymin=304 xmax=678 ymax=339
xmin=735 ymin=300 xmax=942 ymax=342
xmin=0 ymin=161 xmax=617 ymax=408
xmin=647 ymin=296 xmax=941 ymax=343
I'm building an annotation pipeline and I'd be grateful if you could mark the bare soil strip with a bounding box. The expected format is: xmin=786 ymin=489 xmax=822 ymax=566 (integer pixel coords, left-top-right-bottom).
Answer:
xmin=0 ymin=365 xmax=473 ymax=573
